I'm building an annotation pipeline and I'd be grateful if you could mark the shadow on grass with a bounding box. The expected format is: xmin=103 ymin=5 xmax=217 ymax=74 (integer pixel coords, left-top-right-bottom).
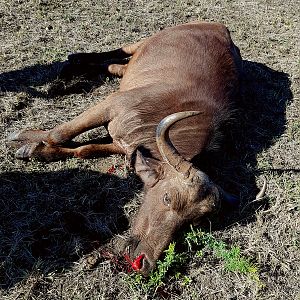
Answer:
xmin=0 ymin=61 xmax=100 ymax=99
xmin=0 ymin=57 xmax=127 ymax=98
xmin=194 ymin=60 xmax=293 ymax=228
xmin=0 ymin=169 xmax=141 ymax=289
xmin=0 ymin=62 xmax=65 ymax=98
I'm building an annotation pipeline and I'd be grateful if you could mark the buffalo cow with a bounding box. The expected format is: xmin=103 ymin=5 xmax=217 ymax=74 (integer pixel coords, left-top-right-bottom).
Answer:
xmin=8 ymin=22 xmax=266 ymax=275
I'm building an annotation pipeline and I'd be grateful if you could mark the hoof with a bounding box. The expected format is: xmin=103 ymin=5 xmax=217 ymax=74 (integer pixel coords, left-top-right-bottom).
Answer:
xmin=7 ymin=130 xmax=27 ymax=149
xmin=7 ymin=130 xmax=22 ymax=142
xmin=15 ymin=143 xmax=41 ymax=160
xmin=7 ymin=129 xmax=48 ymax=147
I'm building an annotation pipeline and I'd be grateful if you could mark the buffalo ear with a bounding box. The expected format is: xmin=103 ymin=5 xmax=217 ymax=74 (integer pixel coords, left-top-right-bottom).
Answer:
xmin=218 ymin=186 xmax=240 ymax=208
xmin=134 ymin=150 xmax=162 ymax=188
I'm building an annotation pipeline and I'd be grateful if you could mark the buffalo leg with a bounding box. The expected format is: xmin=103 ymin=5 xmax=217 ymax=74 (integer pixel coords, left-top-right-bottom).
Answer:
xmin=107 ymin=64 xmax=128 ymax=77
xmin=15 ymin=142 xmax=124 ymax=162
xmin=8 ymin=94 xmax=121 ymax=161
xmin=67 ymin=41 xmax=144 ymax=65
xmin=59 ymin=41 xmax=144 ymax=80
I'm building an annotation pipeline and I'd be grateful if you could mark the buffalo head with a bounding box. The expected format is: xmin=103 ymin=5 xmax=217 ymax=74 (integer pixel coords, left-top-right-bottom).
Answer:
xmin=125 ymin=111 xmax=237 ymax=275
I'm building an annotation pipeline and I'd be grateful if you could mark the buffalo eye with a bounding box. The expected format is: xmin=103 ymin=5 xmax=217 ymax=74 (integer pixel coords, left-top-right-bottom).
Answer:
xmin=163 ymin=193 xmax=171 ymax=207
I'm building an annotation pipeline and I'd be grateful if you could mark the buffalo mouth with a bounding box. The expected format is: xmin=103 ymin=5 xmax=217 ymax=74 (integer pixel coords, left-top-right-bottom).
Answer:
xmin=123 ymin=238 xmax=156 ymax=276
xmin=124 ymin=253 xmax=152 ymax=274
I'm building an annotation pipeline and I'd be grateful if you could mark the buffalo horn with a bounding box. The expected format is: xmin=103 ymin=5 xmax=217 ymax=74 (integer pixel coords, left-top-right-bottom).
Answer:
xmin=156 ymin=111 xmax=201 ymax=176
xmin=255 ymin=177 xmax=267 ymax=200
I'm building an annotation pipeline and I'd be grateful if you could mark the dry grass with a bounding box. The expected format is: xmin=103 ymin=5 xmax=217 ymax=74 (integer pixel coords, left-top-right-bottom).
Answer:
xmin=0 ymin=0 xmax=299 ymax=299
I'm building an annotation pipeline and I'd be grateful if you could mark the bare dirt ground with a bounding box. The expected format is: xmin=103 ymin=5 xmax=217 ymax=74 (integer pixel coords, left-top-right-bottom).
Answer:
xmin=0 ymin=0 xmax=299 ymax=299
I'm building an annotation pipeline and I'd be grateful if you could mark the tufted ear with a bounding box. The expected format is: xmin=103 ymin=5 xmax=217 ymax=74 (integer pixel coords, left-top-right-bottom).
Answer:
xmin=134 ymin=150 xmax=162 ymax=188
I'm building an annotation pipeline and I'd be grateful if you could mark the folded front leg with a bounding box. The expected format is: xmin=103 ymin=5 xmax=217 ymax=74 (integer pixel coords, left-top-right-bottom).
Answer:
xmin=14 ymin=142 xmax=124 ymax=162
xmin=8 ymin=93 xmax=120 ymax=161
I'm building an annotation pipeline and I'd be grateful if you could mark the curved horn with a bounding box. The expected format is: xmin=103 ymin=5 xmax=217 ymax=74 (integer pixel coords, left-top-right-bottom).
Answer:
xmin=255 ymin=177 xmax=267 ymax=200
xmin=156 ymin=111 xmax=201 ymax=176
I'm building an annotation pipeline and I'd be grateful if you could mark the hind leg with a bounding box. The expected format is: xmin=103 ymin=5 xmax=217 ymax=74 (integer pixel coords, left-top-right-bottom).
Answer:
xmin=67 ymin=40 xmax=144 ymax=65
xmin=108 ymin=64 xmax=128 ymax=77
xmin=60 ymin=41 xmax=144 ymax=80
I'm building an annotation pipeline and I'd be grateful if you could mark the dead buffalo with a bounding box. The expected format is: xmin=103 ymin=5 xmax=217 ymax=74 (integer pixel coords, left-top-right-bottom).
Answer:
xmin=8 ymin=22 xmax=266 ymax=275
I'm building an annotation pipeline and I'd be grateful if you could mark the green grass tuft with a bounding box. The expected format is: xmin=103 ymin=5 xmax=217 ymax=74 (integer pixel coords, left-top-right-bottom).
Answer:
xmin=126 ymin=225 xmax=261 ymax=295
xmin=125 ymin=242 xmax=188 ymax=294
xmin=185 ymin=225 xmax=260 ymax=281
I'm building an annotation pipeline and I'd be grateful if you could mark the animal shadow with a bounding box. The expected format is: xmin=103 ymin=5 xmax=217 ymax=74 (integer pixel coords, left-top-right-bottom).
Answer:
xmin=0 ymin=56 xmax=127 ymax=98
xmin=195 ymin=60 xmax=292 ymax=228
xmin=0 ymin=169 xmax=140 ymax=289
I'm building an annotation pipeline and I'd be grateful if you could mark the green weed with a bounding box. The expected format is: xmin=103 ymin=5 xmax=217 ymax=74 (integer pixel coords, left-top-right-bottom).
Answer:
xmin=185 ymin=225 xmax=260 ymax=281
xmin=125 ymin=225 xmax=261 ymax=295
xmin=125 ymin=242 xmax=188 ymax=294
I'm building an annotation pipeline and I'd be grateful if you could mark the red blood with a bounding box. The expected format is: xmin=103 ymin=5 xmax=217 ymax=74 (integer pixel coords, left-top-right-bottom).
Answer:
xmin=132 ymin=254 xmax=145 ymax=270
xmin=107 ymin=166 xmax=116 ymax=174
xmin=124 ymin=253 xmax=145 ymax=271
xmin=124 ymin=253 xmax=132 ymax=265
